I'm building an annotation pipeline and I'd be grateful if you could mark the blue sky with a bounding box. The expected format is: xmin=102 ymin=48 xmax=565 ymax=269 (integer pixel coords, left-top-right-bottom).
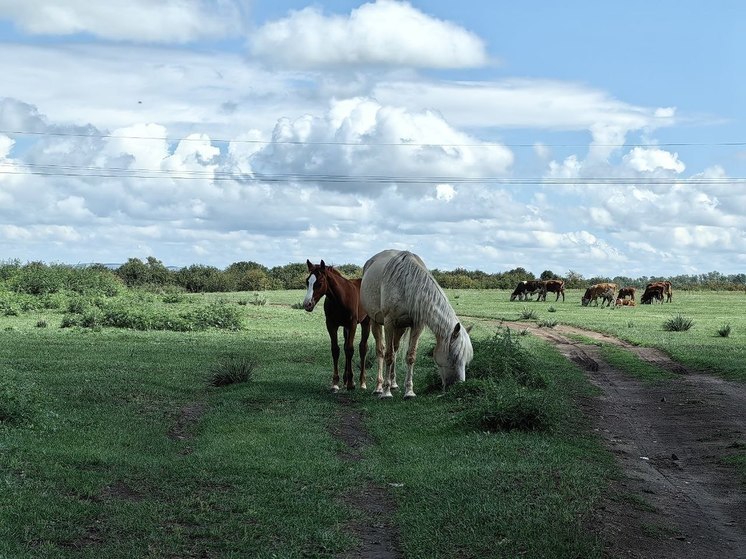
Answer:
xmin=0 ymin=1 xmax=744 ymax=277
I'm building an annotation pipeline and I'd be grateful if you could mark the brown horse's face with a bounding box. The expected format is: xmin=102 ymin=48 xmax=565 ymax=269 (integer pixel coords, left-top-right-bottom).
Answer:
xmin=303 ymin=260 xmax=329 ymax=312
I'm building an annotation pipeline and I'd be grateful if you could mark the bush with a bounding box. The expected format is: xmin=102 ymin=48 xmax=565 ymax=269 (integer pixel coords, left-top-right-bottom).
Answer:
xmin=663 ymin=314 xmax=694 ymax=332
xmin=467 ymin=329 xmax=546 ymax=389
xmin=452 ymin=378 xmax=552 ymax=432
xmin=718 ymin=324 xmax=732 ymax=338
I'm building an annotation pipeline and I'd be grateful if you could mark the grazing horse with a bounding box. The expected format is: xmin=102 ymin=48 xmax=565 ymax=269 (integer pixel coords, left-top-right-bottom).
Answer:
xmin=304 ymin=260 xmax=370 ymax=392
xmin=360 ymin=249 xmax=473 ymax=399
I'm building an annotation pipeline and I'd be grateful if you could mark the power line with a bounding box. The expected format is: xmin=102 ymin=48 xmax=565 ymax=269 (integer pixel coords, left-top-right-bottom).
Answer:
xmin=2 ymin=129 xmax=746 ymax=149
xmin=0 ymin=164 xmax=743 ymax=185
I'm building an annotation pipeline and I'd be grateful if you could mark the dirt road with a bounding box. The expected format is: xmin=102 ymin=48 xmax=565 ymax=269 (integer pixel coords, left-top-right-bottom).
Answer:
xmin=502 ymin=321 xmax=746 ymax=559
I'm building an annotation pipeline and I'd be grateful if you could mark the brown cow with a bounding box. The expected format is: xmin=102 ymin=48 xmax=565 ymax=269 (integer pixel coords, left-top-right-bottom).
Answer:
xmin=645 ymin=281 xmax=672 ymax=303
xmin=615 ymin=298 xmax=636 ymax=307
xmin=641 ymin=283 xmax=666 ymax=304
xmin=538 ymin=279 xmax=565 ymax=302
xmin=581 ymin=283 xmax=617 ymax=307
xmin=617 ymin=286 xmax=636 ymax=301
xmin=510 ymin=280 xmax=543 ymax=301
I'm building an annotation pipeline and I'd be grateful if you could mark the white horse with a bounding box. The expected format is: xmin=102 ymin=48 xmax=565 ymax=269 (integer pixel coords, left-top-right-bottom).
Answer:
xmin=360 ymin=249 xmax=473 ymax=398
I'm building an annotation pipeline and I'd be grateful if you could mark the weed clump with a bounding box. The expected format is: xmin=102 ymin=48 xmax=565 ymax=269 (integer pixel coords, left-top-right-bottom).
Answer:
xmin=520 ymin=307 xmax=538 ymax=320
xmin=210 ymin=357 xmax=256 ymax=387
xmin=718 ymin=324 xmax=732 ymax=338
xmin=663 ymin=314 xmax=694 ymax=332
xmin=430 ymin=329 xmax=553 ymax=433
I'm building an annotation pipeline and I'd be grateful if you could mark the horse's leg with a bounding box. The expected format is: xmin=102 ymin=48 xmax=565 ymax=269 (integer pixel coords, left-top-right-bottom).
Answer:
xmin=371 ymin=322 xmax=385 ymax=394
xmin=358 ymin=318 xmax=371 ymax=390
xmin=343 ymin=323 xmax=356 ymax=390
xmin=327 ymin=323 xmax=341 ymax=392
xmin=381 ymin=325 xmax=406 ymax=399
xmin=403 ymin=324 xmax=424 ymax=399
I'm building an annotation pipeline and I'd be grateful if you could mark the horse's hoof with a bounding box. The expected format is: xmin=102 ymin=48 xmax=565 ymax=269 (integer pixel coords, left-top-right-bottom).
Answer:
xmin=404 ymin=392 xmax=416 ymax=399
xmin=360 ymin=383 xmax=367 ymax=390
xmin=331 ymin=386 xmax=340 ymax=393
xmin=379 ymin=392 xmax=394 ymax=399
xmin=373 ymin=388 xmax=383 ymax=395
xmin=391 ymin=383 xmax=399 ymax=390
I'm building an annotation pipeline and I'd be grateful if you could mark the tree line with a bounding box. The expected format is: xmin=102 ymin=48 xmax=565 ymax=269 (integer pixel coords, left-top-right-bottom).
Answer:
xmin=1 ymin=257 xmax=744 ymax=295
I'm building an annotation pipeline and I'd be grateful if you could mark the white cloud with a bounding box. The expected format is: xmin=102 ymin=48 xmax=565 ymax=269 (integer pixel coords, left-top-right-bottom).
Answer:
xmin=0 ymin=0 xmax=244 ymax=43
xmin=624 ymin=146 xmax=685 ymax=173
xmin=250 ymin=0 xmax=488 ymax=69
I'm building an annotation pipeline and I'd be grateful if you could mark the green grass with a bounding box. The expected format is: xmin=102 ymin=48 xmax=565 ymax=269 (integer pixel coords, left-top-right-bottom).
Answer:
xmin=450 ymin=288 xmax=746 ymax=381
xmin=0 ymin=288 xmax=742 ymax=557
xmin=599 ymin=345 xmax=675 ymax=383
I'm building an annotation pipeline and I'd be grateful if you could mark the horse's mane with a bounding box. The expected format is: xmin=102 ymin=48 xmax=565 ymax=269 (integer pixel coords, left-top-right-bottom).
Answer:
xmin=387 ymin=252 xmax=459 ymax=336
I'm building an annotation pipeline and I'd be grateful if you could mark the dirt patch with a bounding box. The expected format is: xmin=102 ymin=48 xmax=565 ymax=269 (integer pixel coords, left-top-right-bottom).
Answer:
xmin=501 ymin=321 xmax=745 ymax=558
xmin=168 ymin=402 xmax=206 ymax=441
xmin=331 ymin=394 xmax=402 ymax=559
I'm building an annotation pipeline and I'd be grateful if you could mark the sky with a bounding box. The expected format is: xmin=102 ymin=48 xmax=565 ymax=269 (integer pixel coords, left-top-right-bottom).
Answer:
xmin=0 ymin=1 xmax=744 ymax=278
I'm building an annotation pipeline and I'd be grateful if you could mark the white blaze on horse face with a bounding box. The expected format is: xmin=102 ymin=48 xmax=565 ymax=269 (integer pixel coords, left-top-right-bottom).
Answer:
xmin=303 ymin=274 xmax=317 ymax=311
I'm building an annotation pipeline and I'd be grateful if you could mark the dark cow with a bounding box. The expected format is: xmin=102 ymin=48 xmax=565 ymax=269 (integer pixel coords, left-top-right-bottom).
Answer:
xmin=645 ymin=281 xmax=672 ymax=303
xmin=641 ymin=283 xmax=665 ymax=304
xmin=617 ymin=286 xmax=636 ymax=301
xmin=538 ymin=279 xmax=565 ymax=302
xmin=581 ymin=283 xmax=617 ymax=307
xmin=510 ymin=280 xmax=542 ymax=302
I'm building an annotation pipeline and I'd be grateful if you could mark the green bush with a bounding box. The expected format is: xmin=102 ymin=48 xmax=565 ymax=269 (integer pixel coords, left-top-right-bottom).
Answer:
xmin=663 ymin=314 xmax=694 ymax=332
xmin=467 ymin=329 xmax=546 ymax=389
xmin=455 ymin=379 xmax=551 ymax=432
xmin=520 ymin=307 xmax=538 ymax=320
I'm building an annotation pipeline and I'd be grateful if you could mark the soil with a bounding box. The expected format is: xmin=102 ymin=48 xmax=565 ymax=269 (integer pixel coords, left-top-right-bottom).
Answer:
xmin=331 ymin=394 xmax=402 ymax=559
xmin=501 ymin=321 xmax=746 ymax=559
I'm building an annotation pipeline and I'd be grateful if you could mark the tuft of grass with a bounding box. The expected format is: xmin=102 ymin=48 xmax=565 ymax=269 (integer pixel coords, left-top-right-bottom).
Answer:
xmin=547 ymin=306 xmax=557 ymax=313
xmin=250 ymin=292 xmax=267 ymax=306
xmin=35 ymin=320 xmax=48 ymax=328
xmin=209 ymin=357 xmax=257 ymax=387
xmin=718 ymin=323 xmax=732 ymax=337
xmin=539 ymin=319 xmax=558 ymax=328
xmin=663 ymin=313 xmax=694 ymax=332
xmin=291 ymin=301 xmax=305 ymax=310
xmin=520 ymin=307 xmax=538 ymax=320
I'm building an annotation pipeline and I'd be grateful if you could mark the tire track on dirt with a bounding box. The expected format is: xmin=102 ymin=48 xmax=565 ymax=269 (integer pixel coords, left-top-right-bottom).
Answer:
xmin=499 ymin=321 xmax=745 ymax=559
xmin=330 ymin=394 xmax=401 ymax=559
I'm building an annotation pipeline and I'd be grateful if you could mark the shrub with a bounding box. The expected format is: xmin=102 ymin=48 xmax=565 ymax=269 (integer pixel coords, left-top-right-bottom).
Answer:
xmin=520 ymin=307 xmax=538 ymax=320
xmin=452 ymin=378 xmax=552 ymax=432
xmin=249 ymin=292 xmax=267 ymax=306
xmin=718 ymin=324 xmax=732 ymax=338
xmin=210 ymin=357 xmax=256 ymax=387
xmin=538 ymin=319 xmax=558 ymax=328
xmin=663 ymin=314 xmax=694 ymax=332
xmin=467 ymin=329 xmax=546 ymax=389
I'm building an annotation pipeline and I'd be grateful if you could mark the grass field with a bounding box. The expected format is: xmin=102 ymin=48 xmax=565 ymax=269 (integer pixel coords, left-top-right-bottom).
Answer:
xmin=0 ymin=287 xmax=743 ymax=557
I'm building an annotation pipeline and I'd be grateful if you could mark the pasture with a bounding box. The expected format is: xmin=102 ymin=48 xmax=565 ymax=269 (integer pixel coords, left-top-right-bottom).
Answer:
xmin=0 ymin=287 xmax=743 ymax=557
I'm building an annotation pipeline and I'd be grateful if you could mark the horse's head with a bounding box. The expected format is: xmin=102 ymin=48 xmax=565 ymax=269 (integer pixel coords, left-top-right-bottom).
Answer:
xmin=433 ymin=323 xmax=474 ymax=388
xmin=303 ymin=259 xmax=330 ymax=312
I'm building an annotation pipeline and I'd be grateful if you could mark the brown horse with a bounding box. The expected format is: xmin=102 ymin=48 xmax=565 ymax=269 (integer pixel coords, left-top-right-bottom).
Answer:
xmin=304 ymin=260 xmax=370 ymax=391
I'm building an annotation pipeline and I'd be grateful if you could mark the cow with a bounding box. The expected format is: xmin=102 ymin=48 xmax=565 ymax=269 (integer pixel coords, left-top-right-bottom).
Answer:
xmin=538 ymin=279 xmax=565 ymax=302
xmin=615 ymin=298 xmax=636 ymax=307
xmin=641 ymin=283 xmax=665 ymax=304
xmin=581 ymin=283 xmax=617 ymax=307
xmin=645 ymin=281 xmax=672 ymax=303
xmin=510 ymin=280 xmax=543 ymax=302
xmin=617 ymin=286 xmax=636 ymax=301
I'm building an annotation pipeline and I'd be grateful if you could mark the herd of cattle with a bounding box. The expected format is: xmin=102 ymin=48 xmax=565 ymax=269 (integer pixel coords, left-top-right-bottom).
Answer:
xmin=510 ymin=279 xmax=673 ymax=307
